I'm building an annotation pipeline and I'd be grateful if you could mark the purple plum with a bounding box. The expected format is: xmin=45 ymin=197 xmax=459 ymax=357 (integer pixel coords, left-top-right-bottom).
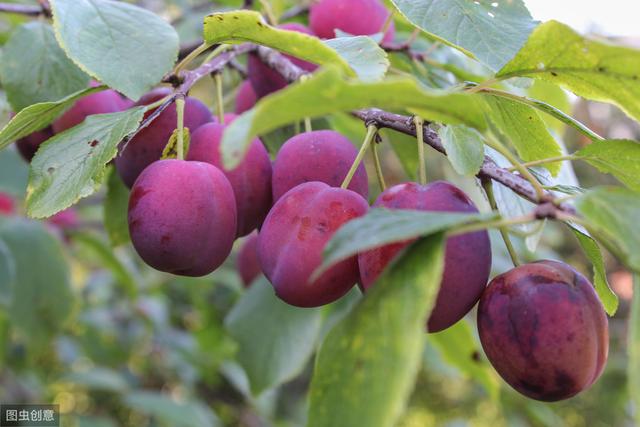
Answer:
xmin=128 ymin=159 xmax=237 ymax=276
xmin=358 ymin=181 xmax=491 ymax=332
xmin=258 ymin=181 xmax=368 ymax=307
xmin=115 ymin=88 xmax=213 ymax=188
xmin=271 ymin=130 xmax=369 ymax=201
xmin=187 ymin=122 xmax=272 ymax=237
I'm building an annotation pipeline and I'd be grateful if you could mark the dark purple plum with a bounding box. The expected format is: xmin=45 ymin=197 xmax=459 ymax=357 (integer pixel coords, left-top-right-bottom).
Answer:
xmin=258 ymin=181 xmax=368 ymax=307
xmin=115 ymin=88 xmax=213 ymax=188
xmin=187 ymin=123 xmax=272 ymax=237
xmin=247 ymin=23 xmax=318 ymax=97
xmin=235 ymin=80 xmax=258 ymax=114
xmin=236 ymin=232 xmax=261 ymax=287
xmin=358 ymin=181 xmax=491 ymax=332
xmin=128 ymin=159 xmax=237 ymax=276
xmin=272 ymin=130 xmax=368 ymax=201
xmin=0 ymin=192 xmax=14 ymax=215
xmin=477 ymin=260 xmax=609 ymax=401
xmin=53 ymin=89 xmax=127 ymax=134
xmin=16 ymin=126 xmax=54 ymax=162
xmin=310 ymin=0 xmax=395 ymax=44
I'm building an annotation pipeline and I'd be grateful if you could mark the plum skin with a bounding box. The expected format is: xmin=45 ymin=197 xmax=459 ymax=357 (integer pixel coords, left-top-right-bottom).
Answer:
xmin=16 ymin=126 xmax=54 ymax=162
xmin=477 ymin=260 xmax=609 ymax=402
xmin=258 ymin=181 xmax=368 ymax=307
xmin=128 ymin=159 xmax=237 ymax=277
xmin=272 ymin=130 xmax=369 ymax=202
xmin=236 ymin=232 xmax=261 ymax=287
xmin=116 ymin=88 xmax=213 ymax=188
xmin=358 ymin=181 xmax=491 ymax=333
xmin=247 ymin=23 xmax=318 ymax=97
xmin=187 ymin=123 xmax=272 ymax=237
xmin=0 ymin=192 xmax=14 ymax=215
xmin=235 ymin=81 xmax=257 ymax=114
xmin=53 ymin=89 xmax=127 ymax=133
xmin=310 ymin=0 xmax=395 ymax=43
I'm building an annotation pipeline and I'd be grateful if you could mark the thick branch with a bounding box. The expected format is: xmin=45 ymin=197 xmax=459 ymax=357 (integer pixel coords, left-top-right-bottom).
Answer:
xmin=254 ymin=46 xmax=574 ymax=214
xmin=0 ymin=1 xmax=50 ymax=16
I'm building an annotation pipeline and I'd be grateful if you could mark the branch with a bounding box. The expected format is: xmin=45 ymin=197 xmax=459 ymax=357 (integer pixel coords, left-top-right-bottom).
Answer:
xmin=123 ymin=44 xmax=256 ymax=150
xmin=254 ymin=46 xmax=575 ymax=215
xmin=0 ymin=1 xmax=50 ymax=17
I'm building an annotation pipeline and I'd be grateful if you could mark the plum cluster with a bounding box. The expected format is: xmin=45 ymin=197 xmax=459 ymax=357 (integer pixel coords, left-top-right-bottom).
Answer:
xmin=11 ymin=0 xmax=608 ymax=401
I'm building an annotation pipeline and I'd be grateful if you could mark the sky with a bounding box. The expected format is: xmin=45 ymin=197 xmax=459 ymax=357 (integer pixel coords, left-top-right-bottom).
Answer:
xmin=526 ymin=0 xmax=638 ymax=37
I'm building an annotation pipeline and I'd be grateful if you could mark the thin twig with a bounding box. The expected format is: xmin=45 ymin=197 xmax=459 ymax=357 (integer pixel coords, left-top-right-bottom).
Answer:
xmin=0 ymin=1 xmax=50 ymax=16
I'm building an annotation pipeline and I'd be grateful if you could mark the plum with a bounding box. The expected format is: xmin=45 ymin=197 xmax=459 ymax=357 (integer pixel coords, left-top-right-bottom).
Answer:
xmin=358 ymin=181 xmax=491 ymax=332
xmin=272 ymin=130 xmax=369 ymax=201
xmin=0 ymin=192 xmax=14 ymax=215
xmin=16 ymin=126 xmax=54 ymax=162
xmin=247 ymin=23 xmax=318 ymax=97
xmin=310 ymin=0 xmax=395 ymax=44
xmin=258 ymin=181 xmax=368 ymax=307
xmin=48 ymin=208 xmax=79 ymax=230
xmin=236 ymin=232 xmax=261 ymax=287
xmin=115 ymin=88 xmax=213 ymax=188
xmin=477 ymin=260 xmax=609 ymax=401
xmin=53 ymin=88 xmax=127 ymax=134
xmin=187 ymin=123 xmax=272 ymax=237
xmin=235 ymin=80 xmax=258 ymax=114
xmin=128 ymin=159 xmax=237 ymax=276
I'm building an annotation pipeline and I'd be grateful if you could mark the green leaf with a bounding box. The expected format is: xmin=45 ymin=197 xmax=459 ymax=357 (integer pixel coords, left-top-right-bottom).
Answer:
xmin=429 ymin=319 xmax=500 ymax=400
xmin=0 ymin=86 xmax=102 ymax=151
xmin=203 ymin=11 xmax=353 ymax=77
xmin=484 ymin=94 xmax=563 ymax=175
xmin=571 ymin=228 xmax=618 ymax=316
xmin=225 ymin=278 xmax=323 ymax=395
xmin=161 ymin=128 xmax=191 ymax=160
xmin=27 ymin=107 xmax=145 ymax=218
xmin=308 ymin=235 xmax=445 ymax=427
xmin=390 ymin=0 xmax=538 ymax=71
xmin=527 ymin=80 xmax=571 ymax=133
xmin=316 ymin=208 xmax=495 ymax=278
xmin=486 ymin=147 xmax=545 ymax=252
xmin=439 ymin=125 xmax=485 ymax=176
xmin=222 ymin=67 xmax=486 ymax=168
xmin=324 ymin=36 xmax=389 ymax=82
xmin=497 ymin=21 xmax=640 ymax=123
xmin=104 ymin=167 xmax=130 ymax=246
xmin=576 ymin=139 xmax=640 ymax=192
xmin=0 ymin=238 xmax=15 ymax=307
xmin=629 ymin=275 xmax=640 ymax=426
xmin=0 ymin=21 xmax=89 ymax=111
xmin=0 ymin=149 xmax=29 ymax=196
xmin=50 ymin=0 xmax=179 ymax=100
xmin=575 ymin=187 xmax=640 ymax=273
xmin=123 ymin=391 xmax=220 ymax=427
xmin=0 ymin=218 xmax=72 ymax=349
xmin=70 ymin=232 xmax=137 ymax=299
xmin=61 ymin=367 xmax=130 ymax=392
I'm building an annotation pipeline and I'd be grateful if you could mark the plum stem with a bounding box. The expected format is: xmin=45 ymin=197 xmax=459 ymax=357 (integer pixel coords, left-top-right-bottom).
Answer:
xmin=176 ymin=97 xmax=186 ymax=160
xmin=484 ymin=134 xmax=546 ymax=201
xmin=342 ymin=124 xmax=377 ymax=190
xmin=300 ymin=75 xmax=313 ymax=132
xmin=451 ymin=213 xmax=537 ymax=236
xmin=258 ymin=0 xmax=278 ymax=25
xmin=173 ymin=42 xmax=213 ymax=76
xmin=371 ymin=141 xmax=387 ymax=191
xmin=482 ymin=177 xmax=521 ymax=267
xmin=214 ymin=73 xmax=225 ymax=124
xmin=413 ymin=116 xmax=427 ymax=185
